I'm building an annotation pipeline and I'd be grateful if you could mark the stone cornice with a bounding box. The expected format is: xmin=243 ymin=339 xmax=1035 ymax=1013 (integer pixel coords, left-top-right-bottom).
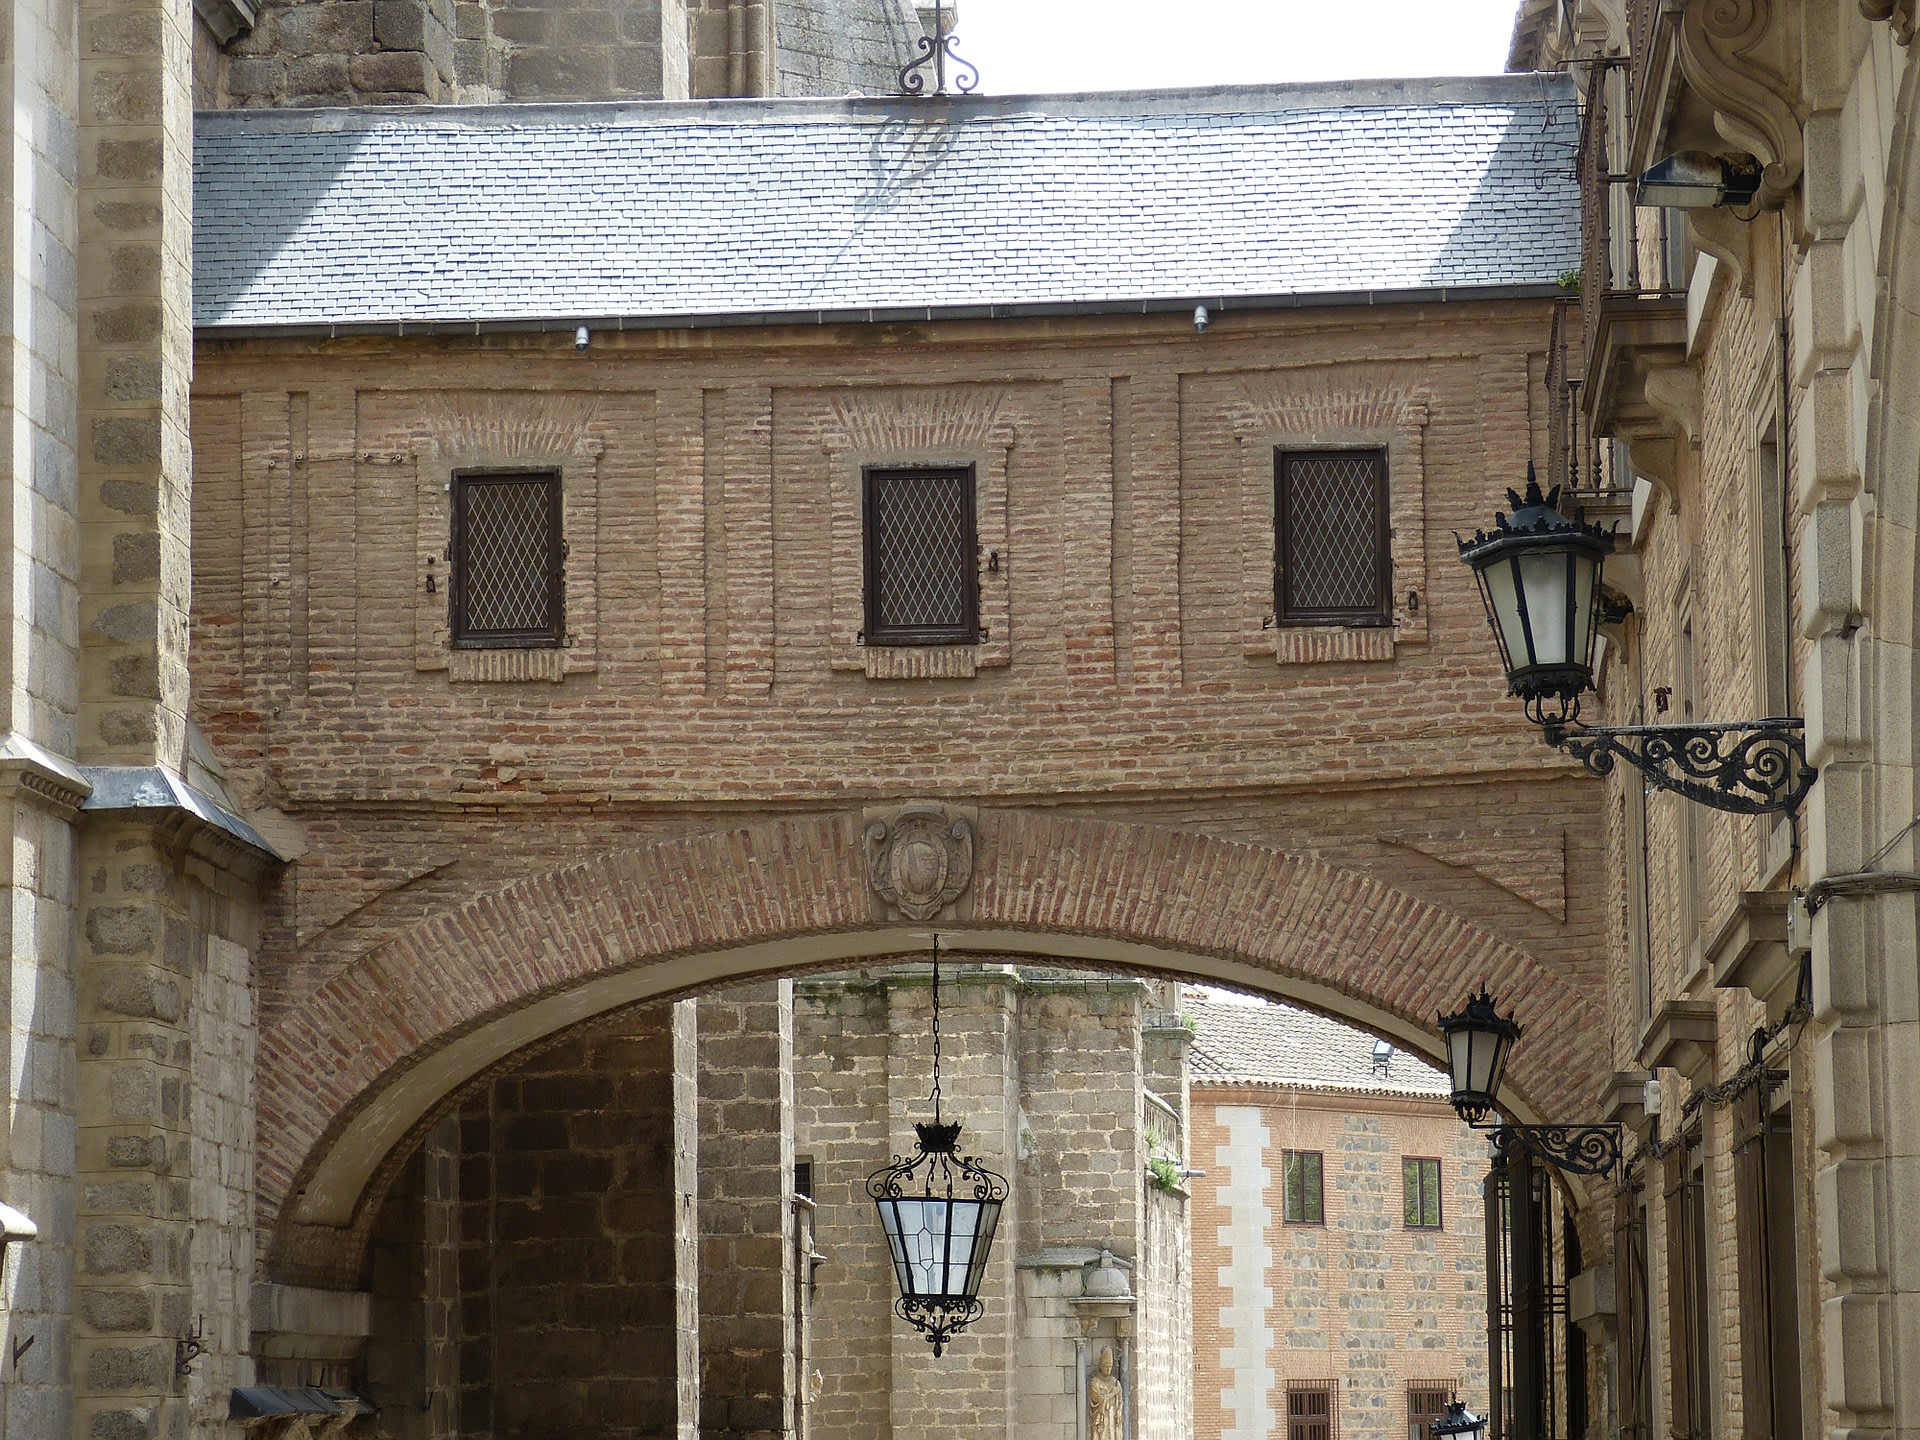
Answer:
xmin=0 ymin=733 xmax=92 ymax=819
xmin=79 ymin=765 xmax=282 ymax=879
xmin=191 ymin=0 xmax=256 ymax=42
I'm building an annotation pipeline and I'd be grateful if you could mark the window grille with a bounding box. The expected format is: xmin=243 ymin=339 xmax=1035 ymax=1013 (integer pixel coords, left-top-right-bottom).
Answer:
xmin=1282 ymin=1150 xmax=1324 ymax=1224
xmin=1288 ymin=1381 xmax=1338 ymax=1440
xmin=1407 ymin=1383 xmax=1456 ymax=1440
xmin=1732 ymin=1085 xmax=1801 ymax=1440
xmin=1664 ymin=1145 xmax=1713 ymax=1440
xmin=1275 ymin=449 xmax=1390 ymax=625
xmin=862 ymin=466 xmax=978 ymax=646
xmin=451 ymin=471 xmax=563 ymax=647
xmin=1403 ymin=1157 xmax=1443 ymax=1229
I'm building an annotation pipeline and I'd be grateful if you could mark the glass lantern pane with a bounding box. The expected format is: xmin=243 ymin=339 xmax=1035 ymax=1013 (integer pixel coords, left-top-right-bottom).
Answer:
xmin=962 ymin=1199 xmax=1003 ymax=1299
xmin=1467 ymin=1030 xmax=1498 ymax=1097
xmin=1569 ymin=551 xmax=1599 ymax=668
xmin=1446 ymin=1028 xmax=1475 ymax=1096
xmin=1517 ymin=550 xmax=1573 ymax=664
xmin=1481 ymin=558 xmax=1532 ymax=671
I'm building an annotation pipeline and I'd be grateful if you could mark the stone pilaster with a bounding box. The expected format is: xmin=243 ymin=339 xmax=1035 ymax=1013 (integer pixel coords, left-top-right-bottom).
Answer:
xmin=77 ymin=0 xmax=192 ymax=772
xmin=696 ymin=983 xmax=795 ymax=1440
xmin=72 ymin=821 xmax=196 ymax=1440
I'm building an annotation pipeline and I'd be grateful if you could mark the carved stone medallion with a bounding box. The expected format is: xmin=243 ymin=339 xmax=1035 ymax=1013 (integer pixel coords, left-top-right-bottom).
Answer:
xmin=865 ymin=804 xmax=975 ymax=921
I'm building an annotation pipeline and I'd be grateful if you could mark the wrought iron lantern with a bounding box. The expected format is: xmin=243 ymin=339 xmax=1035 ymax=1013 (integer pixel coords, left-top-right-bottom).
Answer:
xmin=1430 ymin=1401 xmax=1488 ymax=1440
xmin=867 ymin=938 xmax=1007 ymax=1357
xmin=1436 ymin=989 xmax=1520 ymax=1126
xmin=1457 ymin=466 xmax=1612 ymax=730
xmin=1435 ymin=988 xmax=1621 ymax=1178
xmin=1458 ymin=469 xmax=1814 ymax=815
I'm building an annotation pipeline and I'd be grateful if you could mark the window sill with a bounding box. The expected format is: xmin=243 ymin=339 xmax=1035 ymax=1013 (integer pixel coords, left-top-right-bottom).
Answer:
xmin=447 ymin=647 xmax=567 ymax=684
xmin=1266 ymin=625 xmax=1398 ymax=665
xmin=853 ymin=644 xmax=978 ymax=681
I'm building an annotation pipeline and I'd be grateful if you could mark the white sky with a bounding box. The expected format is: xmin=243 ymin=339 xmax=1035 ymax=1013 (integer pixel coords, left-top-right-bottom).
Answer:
xmin=952 ymin=0 xmax=1522 ymax=94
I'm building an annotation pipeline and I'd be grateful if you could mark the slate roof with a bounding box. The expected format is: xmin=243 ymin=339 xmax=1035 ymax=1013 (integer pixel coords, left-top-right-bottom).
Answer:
xmin=1185 ymin=996 xmax=1451 ymax=1098
xmin=193 ymin=74 xmax=1578 ymax=333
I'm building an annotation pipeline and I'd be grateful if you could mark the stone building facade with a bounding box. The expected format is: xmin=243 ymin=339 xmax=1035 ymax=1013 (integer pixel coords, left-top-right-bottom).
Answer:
xmin=1186 ymin=999 xmax=1492 ymax=1440
xmin=1505 ymin=7 xmax=1920 ymax=1440
xmin=792 ymin=966 xmax=1192 ymax=1440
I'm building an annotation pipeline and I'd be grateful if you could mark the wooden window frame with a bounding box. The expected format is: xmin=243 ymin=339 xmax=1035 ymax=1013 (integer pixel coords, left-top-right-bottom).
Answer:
xmin=1404 ymin=1156 xmax=1444 ymax=1229
xmin=1407 ymin=1382 xmax=1456 ymax=1440
xmin=1282 ymin=1149 xmax=1325 ymax=1225
xmin=449 ymin=469 xmax=565 ymax=649
xmin=1288 ymin=1380 xmax=1339 ymax=1440
xmin=1274 ymin=447 xmax=1392 ymax=627
xmin=861 ymin=464 xmax=980 ymax=648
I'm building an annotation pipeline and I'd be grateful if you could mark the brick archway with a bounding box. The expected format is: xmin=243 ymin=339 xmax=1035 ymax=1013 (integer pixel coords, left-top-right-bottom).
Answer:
xmin=261 ymin=808 xmax=1602 ymax=1283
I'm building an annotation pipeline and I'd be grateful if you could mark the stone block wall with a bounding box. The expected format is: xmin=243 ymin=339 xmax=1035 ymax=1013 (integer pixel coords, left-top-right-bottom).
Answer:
xmin=793 ymin=965 xmax=1189 ymax=1440
xmin=449 ymin=1013 xmax=686 ymax=1440
xmin=773 ymin=0 xmax=917 ymax=97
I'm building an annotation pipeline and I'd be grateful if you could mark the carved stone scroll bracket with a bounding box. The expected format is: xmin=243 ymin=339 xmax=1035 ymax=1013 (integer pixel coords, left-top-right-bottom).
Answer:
xmin=863 ymin=802 xmax=977 ymax=921
xmin=1685 ymin=206 xmax=1753 ymax=295
xmin=1643 ymin=364 xmax=1703 ymax=447
xmin=1677 ymin=0 xmax=1805 ymax=209
xmin=1860 ymin=0 xmax=1916 ymax=44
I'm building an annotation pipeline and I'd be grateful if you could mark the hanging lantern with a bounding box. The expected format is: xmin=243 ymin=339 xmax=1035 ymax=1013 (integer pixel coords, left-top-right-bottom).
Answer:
xmin=1457 ymin=466 xmax=1614 ymax=728
xmin=1436 ymin=988 xmax=1522 ymax=1126
xmin=866 ymin=939 xmax=1008 ymax=1357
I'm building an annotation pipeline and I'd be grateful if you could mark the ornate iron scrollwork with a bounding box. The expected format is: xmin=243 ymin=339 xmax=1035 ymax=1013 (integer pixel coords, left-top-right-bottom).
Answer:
xmin=897 ymin=0 xmax=978 ymax=95
xmin=1484 ymin=1121 xmax=1622 ymax=1178
xmin=1541 ymin=717 xmax=1814 ymax=816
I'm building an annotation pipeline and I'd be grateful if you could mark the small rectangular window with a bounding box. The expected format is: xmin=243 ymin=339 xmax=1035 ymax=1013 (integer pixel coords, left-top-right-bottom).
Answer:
xmin=1275 ymin=449 xmax=1391 ymax=625
xmin=1283 ymin=1150 xmax=1324 ymax=1224
xmin=451 ymin=470 xmax=563 ymax=648
xmin=862 ymin=466 xmax=979 ymax=646
xmin=1404 ymin=1157 xmax=1442 ymax=1229
xmin=1407 ymin=1384 xmax=1455 ymax=1440
xmin=1288 ymin=1382 xmax=1337 ymax=1440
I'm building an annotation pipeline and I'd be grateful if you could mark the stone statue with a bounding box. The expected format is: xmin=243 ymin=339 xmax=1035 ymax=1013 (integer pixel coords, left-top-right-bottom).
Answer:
xmin=1088 ymin=1346 xmax=1125 ymax=1440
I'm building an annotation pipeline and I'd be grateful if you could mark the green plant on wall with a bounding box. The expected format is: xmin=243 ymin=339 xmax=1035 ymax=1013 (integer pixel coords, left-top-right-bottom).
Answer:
xmin=1148 ymin=1154 xmax=1183 ymax=1192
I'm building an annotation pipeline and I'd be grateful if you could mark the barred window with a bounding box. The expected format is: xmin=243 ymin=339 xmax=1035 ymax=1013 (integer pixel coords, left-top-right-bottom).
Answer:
xmin=863 ymin=466 xmax=978 ymax=646
xmin=451 ymin=471 xmax=564 ymax=648
xmin=1282 ymin=1150 xmax=1324 ymax=1224
xmin=1288 ymin=1382 xmax=1338 ymax=1440
xmin=1276 ymin=449 xmax=1391 ymax=625
xmin=1407 ymin=1384 xmax=1456 ymax=1440
xmin=1404 ymin=1157 xmax=1443 ymax=1229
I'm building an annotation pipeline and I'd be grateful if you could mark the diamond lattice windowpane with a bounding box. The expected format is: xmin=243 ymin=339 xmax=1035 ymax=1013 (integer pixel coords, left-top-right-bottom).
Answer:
xmin=1279 ymin=451 xmax=1388 ymax=622
xmin=866 ymin=468 xmax=977 ymax=644
xmin=455 ymin=473 xmax=561 ymax=644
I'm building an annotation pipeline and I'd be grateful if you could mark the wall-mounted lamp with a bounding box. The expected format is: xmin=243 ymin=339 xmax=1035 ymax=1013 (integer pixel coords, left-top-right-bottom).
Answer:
xmin=1436 ymin=989 xmax=1621 ymax=1178
xmin=1457 ymin=468 xmax=1813 ymax=814
xmin=1635 ymin=151 xmax=1763 ymax=210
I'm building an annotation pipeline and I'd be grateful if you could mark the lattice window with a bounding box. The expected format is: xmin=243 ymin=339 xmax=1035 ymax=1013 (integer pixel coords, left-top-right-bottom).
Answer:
xmin=1288 ymin=1381 xmax=1339 ymax=1440
xmin=863 ymin=466 xmax=978 ymax=646
xmin=451 ymin=471 xmax=563 ymax=647
xmin=1276 ymin=449 xmax=1390 ymax=625
xmin=1408 ymin=1383 xmax=1456 ymax=1440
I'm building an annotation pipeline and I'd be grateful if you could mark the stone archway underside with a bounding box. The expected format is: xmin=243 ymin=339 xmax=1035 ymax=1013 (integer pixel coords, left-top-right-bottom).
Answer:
xmin=260 ymin=809 xmax=1604 ymax=1285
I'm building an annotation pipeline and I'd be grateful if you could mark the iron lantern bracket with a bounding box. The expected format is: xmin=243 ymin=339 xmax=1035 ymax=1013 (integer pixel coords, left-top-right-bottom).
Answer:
xmin=1473 ymin=1120 xmax=1623 ymax=1178
xmin=1540 ymin=717 xmax=1814 ymax=815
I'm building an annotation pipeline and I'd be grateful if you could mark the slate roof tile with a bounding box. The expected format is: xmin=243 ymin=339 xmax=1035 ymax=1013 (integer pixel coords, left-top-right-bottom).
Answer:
xmin=193 ymin=75 xmax=1578 ymax=330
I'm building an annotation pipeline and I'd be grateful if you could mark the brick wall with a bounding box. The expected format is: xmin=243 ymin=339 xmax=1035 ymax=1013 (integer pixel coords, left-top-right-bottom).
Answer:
xmin=1190 ymin=1085 xmax=1491 ymax=1440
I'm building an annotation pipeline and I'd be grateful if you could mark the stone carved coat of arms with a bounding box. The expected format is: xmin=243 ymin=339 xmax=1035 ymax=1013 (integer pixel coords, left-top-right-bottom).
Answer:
xmin=865 ymin=805 xmax=975 ymax=921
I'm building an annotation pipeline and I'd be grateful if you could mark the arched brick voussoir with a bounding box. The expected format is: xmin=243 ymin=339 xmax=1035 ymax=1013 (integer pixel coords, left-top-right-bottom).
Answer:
xmin=258 ymin=808 xmax=1605 ymax=1278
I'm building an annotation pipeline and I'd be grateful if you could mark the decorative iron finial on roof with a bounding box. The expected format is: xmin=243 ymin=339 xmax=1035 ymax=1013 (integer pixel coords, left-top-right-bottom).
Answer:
xmin=898 ymin=0 xmax=979 ymax=96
